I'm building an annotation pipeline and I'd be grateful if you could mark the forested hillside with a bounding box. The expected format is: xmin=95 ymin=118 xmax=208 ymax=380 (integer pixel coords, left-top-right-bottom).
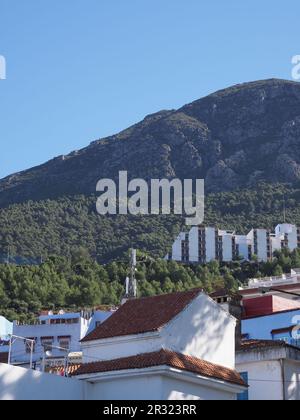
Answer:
xmin=0 ymin=248 xmax=298 ymax=322
xmin=0 ymin=183 xmax=298 ymax=263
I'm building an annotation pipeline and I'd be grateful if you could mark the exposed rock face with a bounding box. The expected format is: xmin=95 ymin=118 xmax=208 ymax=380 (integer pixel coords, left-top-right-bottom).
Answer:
xmin=1 ymin=78 xmax=300 ymax=207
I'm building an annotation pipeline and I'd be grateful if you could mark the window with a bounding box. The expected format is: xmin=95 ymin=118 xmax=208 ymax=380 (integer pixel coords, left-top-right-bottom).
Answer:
xmin=41 ymin=338 xmax=53 ymax=352
xmin=237 ymin=372 xmax=249 ymax=401
xmin=59 ymin=338 xmax=70 ymax=352
xmin=25 ymin=339 xmax=35 ymax=354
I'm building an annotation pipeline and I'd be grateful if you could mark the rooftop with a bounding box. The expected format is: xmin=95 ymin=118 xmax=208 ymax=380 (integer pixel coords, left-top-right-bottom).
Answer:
xmin=237 ymin=339 xmax=300 ymax=353
xmin=72 ymin=349 xmax=246 ymax=387
xmin=82 ymin=289 xmax=202 ymax=342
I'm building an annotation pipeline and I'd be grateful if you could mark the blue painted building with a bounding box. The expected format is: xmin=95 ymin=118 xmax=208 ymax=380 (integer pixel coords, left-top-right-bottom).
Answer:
xmin=242 ymin=308 xmax=300 ymax=347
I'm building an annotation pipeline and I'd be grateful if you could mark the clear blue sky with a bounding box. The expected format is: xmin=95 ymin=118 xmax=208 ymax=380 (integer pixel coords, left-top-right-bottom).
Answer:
xmin=0 ymin=0 xmax=299 ymax=179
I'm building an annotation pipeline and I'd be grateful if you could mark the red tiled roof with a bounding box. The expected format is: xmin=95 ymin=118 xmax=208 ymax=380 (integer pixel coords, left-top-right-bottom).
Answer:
xmin=72 ymin=349 xmax=246 ymax=387
xmin=238 ymin=339 xmax=300 ymax=352
xmin=0 ymin=352 xmax=8 ymax=364
xmin=82 ymin=289 xmax=202 ymax=342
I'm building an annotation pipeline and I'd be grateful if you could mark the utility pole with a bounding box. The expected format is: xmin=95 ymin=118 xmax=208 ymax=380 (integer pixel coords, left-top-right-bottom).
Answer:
xmin=123 ymin=248 xmax=137 ymax=303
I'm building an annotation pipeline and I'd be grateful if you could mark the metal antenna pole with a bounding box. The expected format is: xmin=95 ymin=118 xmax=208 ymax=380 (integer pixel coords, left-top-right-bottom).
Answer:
xmin=130 ymin=248 xmax=137 ymax=298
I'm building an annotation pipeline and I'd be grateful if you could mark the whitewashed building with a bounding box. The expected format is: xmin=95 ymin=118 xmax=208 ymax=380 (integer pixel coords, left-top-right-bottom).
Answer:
xmin=236 ymin=340 xmax=300 ymax=400
xmin=72 ymin=289 xmax=246 ymax=400
xmin=167 ymin=224 xmax=300 ymax=264
xmin=11 ymin=310 xmax=112 ymax=369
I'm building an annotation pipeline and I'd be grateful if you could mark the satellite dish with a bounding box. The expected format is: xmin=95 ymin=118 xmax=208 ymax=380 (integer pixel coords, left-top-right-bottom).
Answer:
xmin=45 ymin=350 xmax=52 ymax=358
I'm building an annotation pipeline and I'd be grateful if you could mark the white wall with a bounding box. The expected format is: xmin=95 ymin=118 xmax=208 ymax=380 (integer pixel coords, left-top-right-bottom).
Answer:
xmin=0 ymin=363 xmax=83 ymax=400
xmin=82 ymin=333 xmax=163 ymax=363
xmin=161 ymin=376 xmax=236 ymax=401
xmin=235 ymin=236 xmax=249 ymax=261
xmin=221 ymin=234 xmax=233 ymax=262
xmin=86 ymin=373 xmax=163 ymax=400
xmin=284 ymin=359 xmax=300 ymax=400
xmin=163 ymin=294 xmax=236 ymax=369
xmin=237 ymin=360 xmax=283 ymax=400
xmin=172 ymin=233 xmax=185 ymax=262
xmin=84 ymin=370 xmax=240 ymax=401
xmin=205 ymin=228 xmax=216 ymax=262
xmin=189 ymin=227 xmax=199 ymax=263
xmin=257 ymin=229 xmax=268 ymax=262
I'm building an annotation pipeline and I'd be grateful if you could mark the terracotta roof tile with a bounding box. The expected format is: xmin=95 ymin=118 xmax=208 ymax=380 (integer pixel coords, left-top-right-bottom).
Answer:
xmin=238 ymin=339 xmax=300 ymax=352
xmin=72 ymin=349 xmax=246 ymax=387
xmin=82 ymin=289 xmax=202 ymax=342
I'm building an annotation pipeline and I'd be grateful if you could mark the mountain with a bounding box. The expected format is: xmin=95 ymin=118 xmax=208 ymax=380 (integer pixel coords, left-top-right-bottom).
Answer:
xmin=1 ymin=78 xmax=300 ymax=208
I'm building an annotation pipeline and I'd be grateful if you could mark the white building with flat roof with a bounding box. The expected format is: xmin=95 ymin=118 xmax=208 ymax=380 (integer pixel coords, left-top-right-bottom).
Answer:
xmin=10 ymin=310 xmax=112 ymax=369
xmin=168 ymin=224 xmax=300 ymax=265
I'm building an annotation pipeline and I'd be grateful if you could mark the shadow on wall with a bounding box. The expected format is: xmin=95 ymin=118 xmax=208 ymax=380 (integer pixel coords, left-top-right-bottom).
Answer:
xmin=0 ymin=363 xmax=83 ymax=401
xmin=165 ymin=295 xmax=234 ymax=367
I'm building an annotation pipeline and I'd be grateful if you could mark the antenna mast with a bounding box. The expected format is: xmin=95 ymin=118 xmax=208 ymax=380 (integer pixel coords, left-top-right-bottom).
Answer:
xmin=122 ymin=248 xmax=137 ymax=303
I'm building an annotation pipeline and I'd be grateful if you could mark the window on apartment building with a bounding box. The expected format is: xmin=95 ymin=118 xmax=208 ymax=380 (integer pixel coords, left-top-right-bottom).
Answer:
xmin=237 ymin=372 xmax=249 ymax=401
xmin=59 ymin=337 xmax=71 ymax=352
xmin=24 ymin=339 xmax=35 ymax=354
xmin=41 ymin=338 xmax=53 ymax=352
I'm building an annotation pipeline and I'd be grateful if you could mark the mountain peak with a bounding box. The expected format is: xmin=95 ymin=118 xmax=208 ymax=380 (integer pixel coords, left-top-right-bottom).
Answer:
xmin=1 ymin=79 xmax=300 ymax=207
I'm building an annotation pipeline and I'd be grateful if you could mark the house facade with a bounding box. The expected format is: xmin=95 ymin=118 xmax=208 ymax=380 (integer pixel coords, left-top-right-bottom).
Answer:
xmin=73 ymin=290 xmax=246 ymax=400
xmin=11 ymin=310 xmax=112 ymax=369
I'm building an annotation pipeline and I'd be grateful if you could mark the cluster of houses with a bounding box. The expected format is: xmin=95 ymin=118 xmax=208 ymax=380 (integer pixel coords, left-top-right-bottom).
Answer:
xmin=1 ymin=269 xmax=300 ymax=400
xmin=167 ymin=223 xmax=300 ymax=264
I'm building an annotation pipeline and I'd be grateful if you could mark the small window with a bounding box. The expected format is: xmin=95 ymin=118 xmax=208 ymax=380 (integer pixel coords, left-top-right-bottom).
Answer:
xmin=59 ymin=338 xmax=70 ymax=352
xmin=237 ymin=372 xmax=249 ymax=401
xmin=25 ymin=339 xmax=35 ymax=354
xmin=41 ymin=339 xmax=53 ymax=352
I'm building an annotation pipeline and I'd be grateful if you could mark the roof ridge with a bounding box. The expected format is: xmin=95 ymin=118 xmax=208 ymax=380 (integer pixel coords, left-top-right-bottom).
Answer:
xmin=82 ymin=288 xmax=203 ymax=342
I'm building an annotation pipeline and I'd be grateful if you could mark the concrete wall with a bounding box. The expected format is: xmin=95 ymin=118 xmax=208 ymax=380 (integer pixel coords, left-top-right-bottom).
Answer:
xmin=0 ymin=363 xmax=83 ymax=400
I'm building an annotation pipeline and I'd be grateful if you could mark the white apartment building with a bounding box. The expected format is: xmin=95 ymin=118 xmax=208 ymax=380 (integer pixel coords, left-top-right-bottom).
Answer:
xmin=10 ymin=310 xmax=112 ymax=370
xmin=167 ymin=224 xmax=300 ymax=265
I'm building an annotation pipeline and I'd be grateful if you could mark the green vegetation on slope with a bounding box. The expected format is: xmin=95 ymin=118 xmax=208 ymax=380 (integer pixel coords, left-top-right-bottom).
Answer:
xmin=0 ymin=183 xmax=299 ymax=263
xmin=0 ymin=248 xmax=299 ymax=322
